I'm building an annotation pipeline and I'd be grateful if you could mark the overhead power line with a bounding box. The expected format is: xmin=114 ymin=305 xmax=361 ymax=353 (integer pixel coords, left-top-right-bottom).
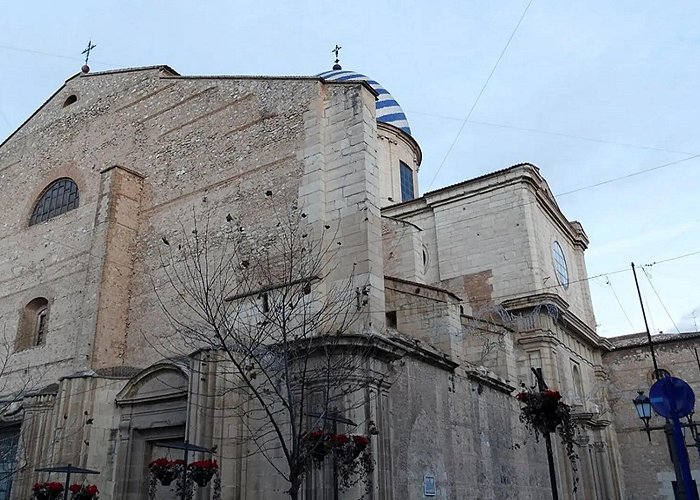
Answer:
xmin=642 ymin=267 xmax=681 ymax=334
xmin=427 ymin=0 xmax=535 ymax=189
xmin=604 ymin=275 xmax=636 ymax=330
xmin=556 ymin=154 xmax=700 ymax=196
xmin=0 ymin=43 xmax=121 ymax=68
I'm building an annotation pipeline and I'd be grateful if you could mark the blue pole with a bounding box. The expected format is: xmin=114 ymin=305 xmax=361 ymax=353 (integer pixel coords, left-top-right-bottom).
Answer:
xmin=671 ymin=415 xmax=698 ymax=500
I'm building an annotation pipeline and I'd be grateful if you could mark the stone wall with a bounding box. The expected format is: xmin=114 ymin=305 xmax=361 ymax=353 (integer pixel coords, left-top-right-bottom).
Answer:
xmin=604 ymin=333 xmax=700 ymax=500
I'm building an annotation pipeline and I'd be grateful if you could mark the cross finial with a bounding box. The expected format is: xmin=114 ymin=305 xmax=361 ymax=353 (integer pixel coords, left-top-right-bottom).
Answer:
xmin=332 ymin=45 xmax=342 ymax=70
xmin=81 ymin=40 xmax=97 ymax=73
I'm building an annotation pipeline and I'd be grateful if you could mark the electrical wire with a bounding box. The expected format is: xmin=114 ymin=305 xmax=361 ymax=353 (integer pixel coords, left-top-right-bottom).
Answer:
xmin=604 ymin=275 xmax=635 ymax=330
xmin=405 ymin=111 xmax=696 ymax=156
xmin=0 ymin=43 xmax=122 ymax=68
xmin=426 ymin=0 xmax=535 ymax=189
xmin=641 ymin=267 xmax=681 ymax=334
xmin=556 ymin=154 xmax=700 ymax=196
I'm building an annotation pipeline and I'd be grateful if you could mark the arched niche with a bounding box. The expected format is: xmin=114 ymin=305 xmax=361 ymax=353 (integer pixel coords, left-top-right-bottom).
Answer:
xmin=115 ymin=363 xmax=189 ymax=406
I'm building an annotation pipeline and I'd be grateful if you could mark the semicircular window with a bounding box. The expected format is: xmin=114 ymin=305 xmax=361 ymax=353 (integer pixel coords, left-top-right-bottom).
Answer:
xmin=29 ymin=178 xmax=80 ymax=226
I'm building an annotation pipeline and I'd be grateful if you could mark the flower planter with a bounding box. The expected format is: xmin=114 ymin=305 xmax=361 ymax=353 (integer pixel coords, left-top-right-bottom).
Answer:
xmin=33 ymin=482 xmax=64 ymax=500
xmin=153 ymin=469 xmax=178 ymax=486
xmin=188 ymin=460 xmax=218 ymax=487
xmin=34 ymin=493 xmax=62 ymax=500
xmin=190 ymin=467 xmax=215 ymax=487
xmin=311 ymin=447 xmax=328 ymax=462
xmin=69 ymin=483 xmax=99 ymax=499
xmin=148 ymin=458 xmax=184 ymax=486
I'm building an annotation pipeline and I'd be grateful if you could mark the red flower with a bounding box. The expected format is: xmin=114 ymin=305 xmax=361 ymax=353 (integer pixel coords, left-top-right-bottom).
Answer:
xmin=149 ymin=457 xmax=173 ymax=468
xmin=85 ymin=484 xmax=99 ymax=495
xmin=515 ymin=391 xmax=530 ymax=402
xmin=47 ymin=482 xmax=64 ymax=492
xmin=32 ymin=483 xmax=42 ymax=492
xmin=330 ymin=434 xmax=350 ymax=445
xmin=352 ymin=435 xmax=370 ymax=446
xmin=69 ymin=484 xmax=82 ymax=493
xmin=309 ymin=430 xmax=324 ymax=440
xmin=544 ymin=389 xmax=561 ymax=400
xmin=189 ymin=459 xmax=218 ymax=470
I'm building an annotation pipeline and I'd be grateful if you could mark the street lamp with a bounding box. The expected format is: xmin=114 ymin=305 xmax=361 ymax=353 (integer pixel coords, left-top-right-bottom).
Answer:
xmin=633 ymin=391 xmax=653 ymax=440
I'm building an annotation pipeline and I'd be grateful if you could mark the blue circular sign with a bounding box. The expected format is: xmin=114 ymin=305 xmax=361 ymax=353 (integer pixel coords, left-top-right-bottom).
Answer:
xmin=649 ymin=376 xmax=696 ymax=419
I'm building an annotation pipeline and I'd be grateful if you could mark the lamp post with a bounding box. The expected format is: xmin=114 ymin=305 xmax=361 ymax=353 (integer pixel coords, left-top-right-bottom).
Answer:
xmin=633 ymin=391 xmax=653 ymax=441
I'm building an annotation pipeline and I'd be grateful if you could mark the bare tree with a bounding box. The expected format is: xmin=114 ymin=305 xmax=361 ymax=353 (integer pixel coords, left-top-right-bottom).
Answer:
xmin=0 ymin=322 xmax=53 ymax=490
xmin=154 ymin=200 xmax=383 ymax=499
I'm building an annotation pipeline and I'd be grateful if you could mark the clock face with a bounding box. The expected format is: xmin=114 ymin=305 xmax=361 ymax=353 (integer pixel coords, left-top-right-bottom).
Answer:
xmin=552 ymin=241 xmax=569 ymax=288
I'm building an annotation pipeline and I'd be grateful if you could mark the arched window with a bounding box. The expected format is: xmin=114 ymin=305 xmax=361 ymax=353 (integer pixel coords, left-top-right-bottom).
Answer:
xmin=29 ymin=178 xmax=79 ymax=226
xmin=16 ymin=298 xmax=49 ymax=351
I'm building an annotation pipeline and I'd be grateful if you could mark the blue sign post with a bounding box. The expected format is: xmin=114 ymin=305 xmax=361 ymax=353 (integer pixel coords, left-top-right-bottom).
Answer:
xmin=650 ymin=376 xmax=698 ymax=500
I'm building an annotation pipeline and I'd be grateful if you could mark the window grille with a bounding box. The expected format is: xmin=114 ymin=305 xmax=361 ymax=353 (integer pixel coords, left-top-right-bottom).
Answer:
xmin=29 ymin=178 xmax=79 ymax=226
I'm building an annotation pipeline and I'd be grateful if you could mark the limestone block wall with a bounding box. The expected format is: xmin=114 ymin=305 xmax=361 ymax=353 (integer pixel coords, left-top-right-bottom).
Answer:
xmin=388 ymin=354 xmax=550 ymax=499
xmin=525 ymin=197 xmax=596 ymax=329
xmin=384 ymin=278 xmax=463 ymax=362
xmin=382 ymin=218 xmax=426 ymax=283
xmin=381 ymin=165 xmax=598 ymax=335
xmin=604 ymin=334 xmax=700 ymax=500
xmin=383 ymin=168 xmax=536 ymax=316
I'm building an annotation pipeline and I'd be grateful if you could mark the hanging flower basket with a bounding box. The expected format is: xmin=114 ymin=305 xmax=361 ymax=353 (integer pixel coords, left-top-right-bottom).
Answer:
xmin=515 ymin=388 xmax=579 ymax=481
xmin=32 ymin=482 xmax=64 ymax=500
xmin=188 ymin=459 xmax=218 ymax=487
xmin=69 ymin=483 xmax=99 ymax=499
xmin=148 ymin=458 xmax=184 ymax=486
xmin=302 ymin=430 xmax=374 ymax=492
xmin=304 ymin=430 xmax=330 ymax=461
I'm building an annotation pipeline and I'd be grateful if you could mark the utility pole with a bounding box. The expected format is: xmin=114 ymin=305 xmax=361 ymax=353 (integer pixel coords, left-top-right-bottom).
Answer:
xmin=631 ymin=262 xmax=660 ymax=379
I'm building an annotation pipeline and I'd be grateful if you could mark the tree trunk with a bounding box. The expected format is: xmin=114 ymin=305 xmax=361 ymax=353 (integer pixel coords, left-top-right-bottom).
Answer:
xmin=289 ymin=485 xmax=300 ymax=500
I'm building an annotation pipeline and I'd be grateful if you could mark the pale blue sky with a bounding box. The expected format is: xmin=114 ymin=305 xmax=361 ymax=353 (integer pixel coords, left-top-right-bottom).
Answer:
xmin=2 ymin=1 xmax=699 ymax=337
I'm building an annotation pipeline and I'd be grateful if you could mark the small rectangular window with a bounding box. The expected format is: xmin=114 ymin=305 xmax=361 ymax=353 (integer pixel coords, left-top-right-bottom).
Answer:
xmin=400 ymin=162 xmax=415 ymax=202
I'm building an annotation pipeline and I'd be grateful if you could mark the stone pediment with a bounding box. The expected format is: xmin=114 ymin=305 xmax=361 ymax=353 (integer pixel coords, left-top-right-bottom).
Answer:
xmin=115 ymin=363 xmax=189 ymax=406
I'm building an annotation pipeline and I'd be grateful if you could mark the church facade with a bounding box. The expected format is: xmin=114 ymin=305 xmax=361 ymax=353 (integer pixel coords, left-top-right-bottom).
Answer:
xmin=0 ymin=63 xmax=659 ymax=499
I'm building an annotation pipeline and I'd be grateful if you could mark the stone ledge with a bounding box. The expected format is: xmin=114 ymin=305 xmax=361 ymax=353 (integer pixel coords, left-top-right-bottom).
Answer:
xmin=466 ymin=367 xmax=515 ymax=394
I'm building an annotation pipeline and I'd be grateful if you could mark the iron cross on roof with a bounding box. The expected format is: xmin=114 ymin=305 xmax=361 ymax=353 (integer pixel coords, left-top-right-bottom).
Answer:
xmin=332 ymin=45 xmax=342 ymax=62
xmin=82 ymin=40 xmax=97 ymax=65
xmin=332 ymin=44 xmax=342 ymax=70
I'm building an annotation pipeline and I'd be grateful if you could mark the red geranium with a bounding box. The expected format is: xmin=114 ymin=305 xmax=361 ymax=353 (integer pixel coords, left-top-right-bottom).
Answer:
xmin=188 ymin=459 xmax=218 ymax=470
xmin=352 ymin=435 xmax=370 ymax=446
xmin=544 ymin=389 xmax=561 ymax=400
xmin=33 ymin=481 xmax=65 ymax=497
xmin=515 ymin=391 xmax=530 ymax=401
xmin=330 ymin=434 xmax=350 ymax=445
xmin=68 ymin=483 xmax=99 ymax=497
xmin=309 ymin=430 xmax=324 ymax=440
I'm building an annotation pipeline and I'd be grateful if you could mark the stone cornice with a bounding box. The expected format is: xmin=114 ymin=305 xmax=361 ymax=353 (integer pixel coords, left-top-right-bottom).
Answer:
xmin=465 ymin=368 xmax=516 ymax=394
xmin=502 ymin=293 xmax=612 ymax=351
xmin=388 ymin=335 xmax=458 ymax=371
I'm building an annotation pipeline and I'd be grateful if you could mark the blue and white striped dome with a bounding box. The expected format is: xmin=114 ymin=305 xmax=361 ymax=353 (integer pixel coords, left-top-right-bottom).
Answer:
xmin=317 ymin=69 xmax=411 ymax=135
